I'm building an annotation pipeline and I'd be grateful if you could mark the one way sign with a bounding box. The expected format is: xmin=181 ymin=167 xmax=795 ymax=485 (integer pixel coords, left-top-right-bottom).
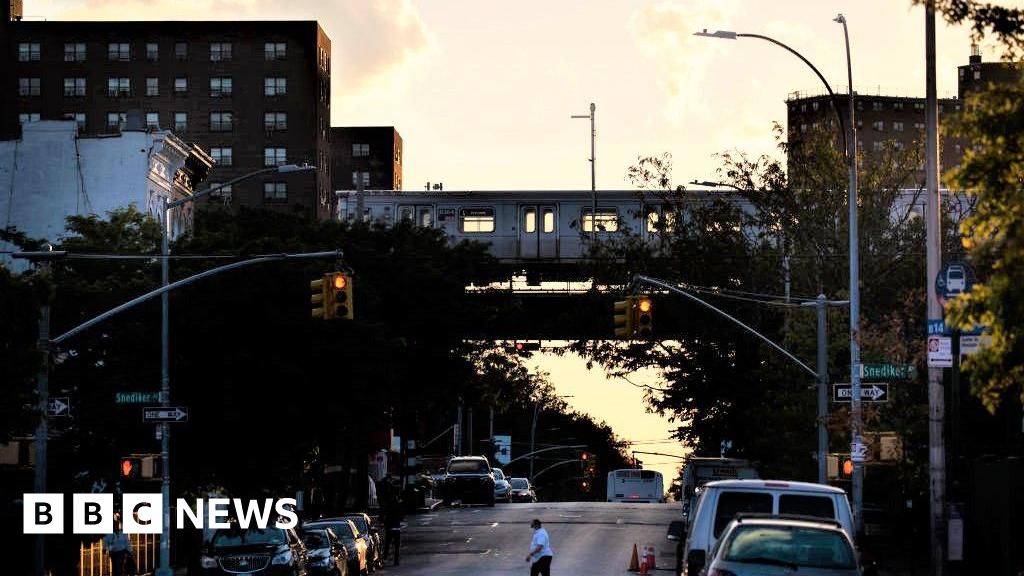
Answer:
xmin=833 ymin=383 xmax=889 ymax=403
xmin=47 ymin=397 xmax=70 ymax=417
xmin=142 ymin=406 xmax=188 ymax=423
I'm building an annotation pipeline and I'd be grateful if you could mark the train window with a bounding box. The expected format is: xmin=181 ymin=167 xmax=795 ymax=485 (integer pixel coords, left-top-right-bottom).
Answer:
xmin=418 ymin=207 xmax=433 ymax=227
xmin=542 ymin=209 xmax=555 ymax=233
xmin=398 ymin=206 xmax=414 ymax=222
xmin=460 ymin=208 xmax=495 ymax=233
xmin=582 ymin=208 xmax=618 ymax=232
xmin=646 ymin=208 xmax=660 ymax=233
xmin=524 ymin=209 xmax=537 ymax=233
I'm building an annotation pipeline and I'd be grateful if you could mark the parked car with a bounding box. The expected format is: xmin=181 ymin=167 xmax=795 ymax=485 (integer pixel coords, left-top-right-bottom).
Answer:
xmin=442 ymin=456 xmax=496 ymax=506
xmin=679 ymin=479 xmax=854 ymax=576
xmin=492 ymin=468 xmax=511 ymax=503
xmin=300 ymin=527 xmax=350 ymax=576
xmin=508 ymin=477 xmax=537 ymax=503
xmin=703 ymin=514 xmax=860 ymax=575
xmin=339 ymin=513 xmax=382 ymax=570
xmin=198 ymin=525 xmax=308 ymax=576
xmin=303 ymin=518 xmax=369 ymax=576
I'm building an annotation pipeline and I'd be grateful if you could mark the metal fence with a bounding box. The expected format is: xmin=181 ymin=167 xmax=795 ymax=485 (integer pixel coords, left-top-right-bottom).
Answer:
xmin=78 ymin=533 xmax=157 ymax=576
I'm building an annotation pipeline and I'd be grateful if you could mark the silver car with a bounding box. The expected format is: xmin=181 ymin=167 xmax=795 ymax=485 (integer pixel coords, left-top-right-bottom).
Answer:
xmin=492 ymin=468 xmax=512 ymax=503
xmin=703 ymin=515 xmax=859 ymax=575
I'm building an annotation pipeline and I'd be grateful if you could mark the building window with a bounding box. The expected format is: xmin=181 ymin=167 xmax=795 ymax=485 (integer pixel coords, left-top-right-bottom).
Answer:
xmin=893 ymin=121 xmax=904 ymax=132
xmin=582 ymin=208 xmax=618 ymax=232
xmin=18 ymin=42 xmax=41 ymax=62
xmin=800 ymin=124 xmax=808 ymax=133
xmin=107 ymin=43 xmax=130 ymax=61
xmin=856 ymin=100 xmax=864 ymax=111
xmin=351 ymin=171 xmax=370 ymax=187
xmin=19 ymin=113 xmax=41 ymax=124
xmin=872 ymin=101 xmax=884 ymax=111
xmin=914 ymin=122 xmax=925 ymax=131
xmin=63 ymin=43 xmax=86 ymax=62
xmin=210 ymin=112 xmax=233 ymax=132
xmin=973 ymin=69 xmax=981 ymax=80
xmin=800 ymin=103 xmax=807 ymax=112
xmin=107 ymin=77 xmax=131 ymax=97
xmin=872 ymin=141 xmax=884 ymax=152
xmin=812 ymin=101 xmax=819 ymax=111
xmin=264 ymin=77 xmax=287 ymax=96
xmin=211 ymin=147 xmax=233 ymax=167
xmin=872 ymin=120 xmax=884 ymax=132
xmin=264 ymin=112 xmax=287 ymax=131
xmin=174 ymin=77 xmax=188 ymax=94
xmin=146 ymin=43 xmax=159 ymax=61
xmin=352 ymin=143 xmax=370 ymax=157
xmin=173 ymin=112 xmax=187 ymax=132
xmin=914 ymin=102 xmax=925 ymax=111
xmin=856 ymin=119 xmax=863 ymax=129
xmin=207 ymin=182 xmax=232 ymax=200
xmin=893 ymin=141 xmax=905 ymax=150
xmin=63 ymin=77 xmax=87 ymax=97
xmin=894 ymin=102 xmax=904 ymax=111
xmin=66 ymin=112 xmax=86 ymax=130
xmin=938 ymin=104 xmax=945 ymax=114
xmin=145 ymin=77 xmax=159 ymax=97
xmin=264 ymin=182 xmax=287 ymax=201
xmin=106 ymin=112 xmax=126 ymax=131
xmin=145 ymin=112 xmax=159 ymax=130
xmin=812 ymin=122 xmax=820 ymax=130
xmin=209 ymin=42 xmax=232 ymax=62
xmin=209 ymin=77 xmax=232 ymax=97
xmin=264 ymin=42 xmax=286 ymax=60
xmin=264 ymin=147 xmax=286 ymax=167
xmin=459 ymin=208 xmax=495 ymax=233
xmin=174 ymin=42 xmax=188 ymax=60
xmin=18 ymin=78 xmax=40 ymax=96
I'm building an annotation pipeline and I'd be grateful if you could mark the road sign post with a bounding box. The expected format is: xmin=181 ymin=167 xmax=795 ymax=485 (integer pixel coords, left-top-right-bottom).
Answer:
xmin=143 ymin=407 xmax=188 ymax=423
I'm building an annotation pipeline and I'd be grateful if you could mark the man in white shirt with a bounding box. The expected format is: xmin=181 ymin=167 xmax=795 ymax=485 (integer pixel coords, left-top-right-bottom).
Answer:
xmin=525 ymin=518 xmax=553 ymax=575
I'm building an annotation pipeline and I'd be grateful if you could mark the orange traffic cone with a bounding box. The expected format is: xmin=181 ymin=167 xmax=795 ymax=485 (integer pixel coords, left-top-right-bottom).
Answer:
xmin=628 ymin=543 xmax=640 ymax=572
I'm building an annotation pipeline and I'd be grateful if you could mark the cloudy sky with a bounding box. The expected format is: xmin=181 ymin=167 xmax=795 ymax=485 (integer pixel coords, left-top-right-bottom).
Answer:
xmin=28 ymin=0 xmax=1015 ymax=482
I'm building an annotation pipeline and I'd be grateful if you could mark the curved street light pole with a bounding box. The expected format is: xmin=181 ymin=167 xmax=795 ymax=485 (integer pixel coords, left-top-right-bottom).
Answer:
xmin=156 ymin=164 xmax=316 ymax=576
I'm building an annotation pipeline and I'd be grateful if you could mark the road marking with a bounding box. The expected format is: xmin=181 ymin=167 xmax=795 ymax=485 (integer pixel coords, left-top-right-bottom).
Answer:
xmin=558 ymin=514 xmax=582 ymax=518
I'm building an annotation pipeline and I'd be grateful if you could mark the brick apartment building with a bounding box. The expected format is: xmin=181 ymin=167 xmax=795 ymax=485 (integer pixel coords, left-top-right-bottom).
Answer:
xmin=331 ymin=126 xmax=403 ymax=192
xmin=1 ymin=0 xmax=333 ymax=220
xmin=787 ymin=45 xmax=1021 ymax=184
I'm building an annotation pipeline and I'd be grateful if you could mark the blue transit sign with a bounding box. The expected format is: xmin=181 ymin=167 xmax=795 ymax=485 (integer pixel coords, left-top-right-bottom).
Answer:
xmin=936 ymin=262 xmax=975 ymax=306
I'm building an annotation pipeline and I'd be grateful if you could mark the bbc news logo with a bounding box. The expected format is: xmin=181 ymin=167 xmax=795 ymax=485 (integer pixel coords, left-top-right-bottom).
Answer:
xmin=23 ymin=494 xmax=297 ymax=534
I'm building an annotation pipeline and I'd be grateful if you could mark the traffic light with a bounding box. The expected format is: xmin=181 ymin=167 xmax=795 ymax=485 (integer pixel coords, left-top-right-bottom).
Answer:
xmin=120 ymin=457 xmax=142 ymax=480
xmin=511 ymin=341 xmax=541 ymax=354
xmin=330 ymin=272 xmax=354 ymax=320
xmin=581 ymin=480 xmax=590 ymax=491
xmin=580 ymin=451 xmax=589 ymax=462
xmin=614 ymin=297 xmax=634 ymax=338
xmin=635 ymin=296 xmax=653 ymax=338
xmin=310 ymin=274 xmax=333 ymax=320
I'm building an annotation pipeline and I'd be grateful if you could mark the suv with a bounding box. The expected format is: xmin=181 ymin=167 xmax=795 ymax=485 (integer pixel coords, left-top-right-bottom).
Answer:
xmin=442 ymin=456 xmax=495 ymax=506
xmin=199 ymin=525 xmax=308 ymax=575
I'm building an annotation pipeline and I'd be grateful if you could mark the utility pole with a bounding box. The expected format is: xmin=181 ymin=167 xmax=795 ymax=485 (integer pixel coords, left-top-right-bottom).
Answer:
xmin=33 ymin=272 xmax=51 ymax=576
xmin=925 ymin=2 xmax=946 ymax=572
xmin=816 ymin=295 xmax=829 ymax=483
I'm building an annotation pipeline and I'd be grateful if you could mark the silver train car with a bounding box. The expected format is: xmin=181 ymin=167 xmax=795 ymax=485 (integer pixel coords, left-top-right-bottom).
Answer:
xmin=335 ymin=189 xmax=737 ymax=262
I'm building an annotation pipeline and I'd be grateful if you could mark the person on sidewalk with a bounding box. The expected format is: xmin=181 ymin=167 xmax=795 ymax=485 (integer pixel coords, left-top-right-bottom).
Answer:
xmin=525 ymin=518 xmax=553 ymax=576
xmin=103 ymin=520 xmax=132 ymax=576
xmin=382 ymin=495 xmax=404 ymax=566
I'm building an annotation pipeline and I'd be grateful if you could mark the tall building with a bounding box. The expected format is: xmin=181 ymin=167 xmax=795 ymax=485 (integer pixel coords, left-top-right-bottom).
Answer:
xmin=1 ymin=1 xmax=332 ymax=219
xmin=786 ymin=46 xmax=1021 ymax=184
xmin=331 ymin=126 xmax=403 ymax=192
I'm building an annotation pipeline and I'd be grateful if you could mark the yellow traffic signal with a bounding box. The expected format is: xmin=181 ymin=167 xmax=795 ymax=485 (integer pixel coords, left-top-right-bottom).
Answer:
xmin=635 ymin=296 xmax=653 ymax=337
xmin=330 ymin=272 xmax=354 ymax=320
xmin=614 ymin=297 xmax=634 ymax=338
xmin=310 ymin=275 xmax=333 ymax=319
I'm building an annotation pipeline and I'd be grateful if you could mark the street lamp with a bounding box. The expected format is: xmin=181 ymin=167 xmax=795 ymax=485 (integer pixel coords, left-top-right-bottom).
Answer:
xmin=155 ymin=163 xmax=315 ymax=576
xmin=689 ymin=179 xmax=744 ymax=192
xmin=571 ymin=103 xmax=597 ymax=242
xmin=696 ymin=19 xmax=862 ymax=532
xmin=529 ymin=394 xmax=574 ymax=481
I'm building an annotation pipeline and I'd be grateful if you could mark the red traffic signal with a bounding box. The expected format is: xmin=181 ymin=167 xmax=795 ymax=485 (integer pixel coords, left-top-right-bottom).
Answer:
xmin=120 ymin=457 xmax=141 ymax=479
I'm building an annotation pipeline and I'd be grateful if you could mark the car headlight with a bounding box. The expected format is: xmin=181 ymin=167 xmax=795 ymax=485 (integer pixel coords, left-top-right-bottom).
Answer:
xmin=200 ymin=555 xmax=217 ymax=569
xmin=271 ymin=550 xmax=293 ymax=565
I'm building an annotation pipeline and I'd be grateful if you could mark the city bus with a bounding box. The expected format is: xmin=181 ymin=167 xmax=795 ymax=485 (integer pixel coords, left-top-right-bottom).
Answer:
xmin=606 ymin=469 xmax=665 ymax=503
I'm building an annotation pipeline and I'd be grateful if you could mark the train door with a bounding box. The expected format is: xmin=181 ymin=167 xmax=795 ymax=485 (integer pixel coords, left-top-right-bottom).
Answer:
xmin=397 ymin=204 xmax=435 ymax=228
xmin=518 ymin=204 xmax=558 ymax=259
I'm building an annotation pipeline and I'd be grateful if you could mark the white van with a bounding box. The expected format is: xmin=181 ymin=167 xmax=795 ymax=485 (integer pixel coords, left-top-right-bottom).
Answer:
xmin=679 ymin=479 xmax=855 ymax=575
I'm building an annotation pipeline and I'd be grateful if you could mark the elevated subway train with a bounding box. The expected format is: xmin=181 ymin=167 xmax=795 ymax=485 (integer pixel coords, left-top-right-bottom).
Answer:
xmin=335 ymin=189 xmax=746 ymax=262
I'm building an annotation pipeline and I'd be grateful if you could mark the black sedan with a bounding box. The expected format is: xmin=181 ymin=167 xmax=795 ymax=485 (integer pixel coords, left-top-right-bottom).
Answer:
xmin=198 ymin=526 xmax=308 ymax=576
xmin=339 ymin=513 xmax=382 ymax=570
xmin=300 ymin=528 xmax=350 ymax=576
xmin=303 ymin=518 xmax=369 ymax=576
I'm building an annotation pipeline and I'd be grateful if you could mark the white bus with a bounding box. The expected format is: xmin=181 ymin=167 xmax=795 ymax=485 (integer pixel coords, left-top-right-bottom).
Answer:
xmin=607 ymin=469 xmax=665 ymax=503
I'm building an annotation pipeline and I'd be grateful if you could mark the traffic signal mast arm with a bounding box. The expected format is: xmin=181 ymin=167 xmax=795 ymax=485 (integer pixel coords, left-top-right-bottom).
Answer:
xmin=631 ymin=274 xmax=817 ymax=378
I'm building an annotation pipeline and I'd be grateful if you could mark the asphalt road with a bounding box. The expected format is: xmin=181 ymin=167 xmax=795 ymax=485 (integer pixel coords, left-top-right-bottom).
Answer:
xmin=375 ymin=501 xmax=681 ymax=576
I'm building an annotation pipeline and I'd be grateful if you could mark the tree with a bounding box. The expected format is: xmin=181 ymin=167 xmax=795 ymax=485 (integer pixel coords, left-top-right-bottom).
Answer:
xmin=946 ymin=74 xmax=1024 ymax=411
xmin=914 ymin=0 xmax=1024 ymax=56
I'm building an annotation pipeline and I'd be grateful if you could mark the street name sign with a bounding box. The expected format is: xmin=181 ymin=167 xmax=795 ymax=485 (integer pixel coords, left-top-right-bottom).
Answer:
xmin=47 ymin=397 xmax=70 ymax=417
xmin=833 ymin=383 xmax=889 ymax=403
xmin=142 ymin=406 xmax=188 ymax=423
xmin=860 ymin=363 xmax=916 ymax=381
xmin=116 ymin=391 xmax=161 ymax=405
